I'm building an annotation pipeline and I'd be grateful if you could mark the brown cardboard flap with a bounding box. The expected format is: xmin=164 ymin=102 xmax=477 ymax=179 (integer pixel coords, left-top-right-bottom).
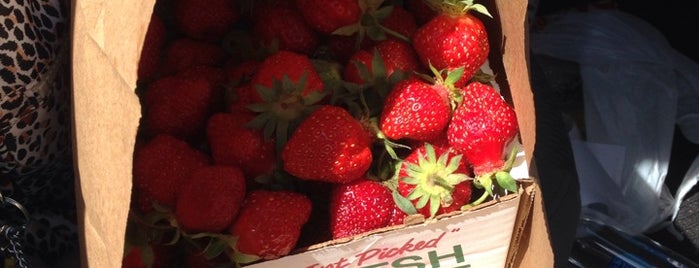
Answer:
xmin=70 ymin=0 xmax=553 ymax=267
xmin=71 ymin=0 xmax=155 ymax=267
xmin=491 ymin=0 xmax=554 ymax=266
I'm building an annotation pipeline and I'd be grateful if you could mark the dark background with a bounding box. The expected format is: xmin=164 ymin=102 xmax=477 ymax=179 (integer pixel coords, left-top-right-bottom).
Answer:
xmin=532 ymin=0 xmax=699 ymax=265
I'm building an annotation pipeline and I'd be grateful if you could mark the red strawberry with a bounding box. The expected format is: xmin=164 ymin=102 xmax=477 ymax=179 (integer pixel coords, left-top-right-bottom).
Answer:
xmin=250 ymin=50 xmax=324 ymax=103
xmin=229 ymin=190 xmax=312 ymax=261
xmin=174 ymin=0 xmax=240 ymax=42
xmin=396 ymin=143 xmax=472 ymax=218
xmin=377 ymin=5 xmax=418 ymax=41
xmin=162 ymin=38 xmax=228 ymax=75
xmin=182 ymin=247 xmax=231 ymax=268
xmin=343 ymin=39 xmax=420 ymax=85
xmin=411 ymin=1 xmax=491 ymax=86
xmin=379 ymin=75 xmax=452 ymax=142
xmin=294 ymin=0 xmax=362 ymax=35
xmin=143 ymin=75 xmax=215 ymax=139
xmin=137 ymin=13 xmax=166 ymax=84
xmin=133 ymin=134 xmax=210 ymax=213
xmin=447 ymin=82 xmax=518 ymax=177
xmin=174 ymin=165 xmax=246 ymax=233
xmin=329 ymin=178 xmax=395 ymax=239
xmin=388 ymin=203 xmax=409 ymax=226
xmin=246 ymin=50 xmax=328 ymax=147
xmin=227 ymin=84 xmax=258 ymax=115
xmin=252 ymin=6 xmax=319 ymax=55
xmin=179 ymin=65 xmax=227 ymax=112
xmin=406 ymin=0 xmax=438 ymax=25
xmin=224 ymin=59 xmax=261 ymax=86
xmin=282 ymin=105 xmax=373 ymax=184
xmin=205 ymin=112 xmax=277 ymax=179
xmin=325 ymin=34 xmax=364 ymax=64
xmin=243 ymin=0 xmax=297 ymax=21
xmin=121 ymin=245 xmax=174 ymax=268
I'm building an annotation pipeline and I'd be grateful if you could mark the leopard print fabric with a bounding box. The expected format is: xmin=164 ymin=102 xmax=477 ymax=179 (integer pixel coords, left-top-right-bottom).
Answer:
xmin=0 ymin=0 xmax=78 ymax=266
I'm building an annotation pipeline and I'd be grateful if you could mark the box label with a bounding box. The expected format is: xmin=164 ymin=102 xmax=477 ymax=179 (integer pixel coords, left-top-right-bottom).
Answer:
xmin=249 ymin=196 xmax=520 ymax=268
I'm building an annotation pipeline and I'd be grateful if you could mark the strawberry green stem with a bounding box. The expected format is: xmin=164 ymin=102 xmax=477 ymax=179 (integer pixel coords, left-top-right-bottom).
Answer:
xmin=462 ymin=189 xmax=489 ymax=209
xmin=378 ymin=25 xmax=410 ymax=42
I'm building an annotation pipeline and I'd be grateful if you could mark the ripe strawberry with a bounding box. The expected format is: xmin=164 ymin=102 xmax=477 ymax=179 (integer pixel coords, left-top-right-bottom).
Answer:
xmin=179 ymin=65 xmax=227 ymax=112
xmin=324 ymin=34 xmax=364 ymax=64
xmin=137 ymin=13 xmax=166 ymax=84
xmin=329 ymin=178 xmax=395 ymax=239
xmin=379 ymin=75 xmax=452 ymax=142
xmin=206 ymin=112 xmax=277 ymax=179
xmin=229 ymin=189 xmax=312 ymax=261
xmin=377 ymin=5 xmax=418 ymax=41
xmin=252 ymin=6 xmax=319 ymax=55
xmin=406 ymin=0 xmax=437 ymax=25
xmin=447 ymin=82 xmax=518 ymax=176
xmin=224 ymin=59 xmax=261 ymax=86
xmin=174 ymin=165 xmax=246 ymax=233
xmin=143 ymin=74 xmax=215 ymax=139
xmin=121 ymin=245 xmax=174 ymax=268
xmin=246 ymin=50 xmax=327 ymax=148
xmin=282 ymin=105 xmax=373 ymax=184
xmin=182 ymin=247 xmax=231 ymax=268
xmin=223 ymin=60 xmax=261 ymax=113
xmin=161 ymin=38 xmax=228 ymax=75
xmin=174 ymin=0 xmax=240 ymax=42
xmin=242 ymin=0 xmax=297 ymax=21
xmin=227 ymin=84 xmax=258 ymax=115
xmin=411 ymin=1 xmax=491 ymax=86
xmin=395 ymin=143 xmax=472 ymax=218
xmin=133 ymin=134 xmax=210 ymax=213
xmin=294 ymin=0 xmax=362 ymax=35
xmin=250 ymin=50 xmax=324 ymax=103
xmin=343 ymin=39 xmax=420 ymax=85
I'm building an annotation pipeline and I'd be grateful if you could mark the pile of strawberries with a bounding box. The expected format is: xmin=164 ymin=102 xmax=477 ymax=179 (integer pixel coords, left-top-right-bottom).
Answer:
xmin=124 ymin=0 xmax=522 ymax=267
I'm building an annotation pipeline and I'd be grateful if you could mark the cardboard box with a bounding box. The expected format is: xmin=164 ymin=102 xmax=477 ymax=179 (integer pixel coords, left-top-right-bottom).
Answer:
xmin=70 ymin=0 xmax=554 ymax=267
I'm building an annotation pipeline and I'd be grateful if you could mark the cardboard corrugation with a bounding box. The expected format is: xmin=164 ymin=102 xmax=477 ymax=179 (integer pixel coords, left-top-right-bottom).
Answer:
xmin=70 ymin=0 xmax=554 ymax=267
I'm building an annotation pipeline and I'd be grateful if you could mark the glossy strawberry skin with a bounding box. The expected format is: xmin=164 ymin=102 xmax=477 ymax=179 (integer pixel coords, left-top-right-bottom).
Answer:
xmin=205 ymin=112 xmax=276 ymax=178
xmin=252 ymin=6 xmax=319 ymax=55
xmin=447 ymin=82 xmax=518 ymax=175
xmin=294 ymin=0 xmax=362 ymax=35
xmin=412 ymin=13 xmax=489 ymax=86
xmin=132 ymin=134 xmax=210 ymax=213
xmin=379 ymin=77 xmax=452 ymax=142
xmin=329 ymin=179 xmax=394 ymax=239
xmin=174 ymin=166 xmax=246 ymax=233
xmin=282 ymin=105 xmax=373 ymax=184
xmin=229 ymin=190 xmax=312 ymax=260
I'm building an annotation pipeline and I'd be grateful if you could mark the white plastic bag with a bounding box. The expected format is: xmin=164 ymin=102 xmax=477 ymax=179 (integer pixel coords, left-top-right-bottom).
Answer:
xmin=530 ymin=10 xmax=699 ymax=234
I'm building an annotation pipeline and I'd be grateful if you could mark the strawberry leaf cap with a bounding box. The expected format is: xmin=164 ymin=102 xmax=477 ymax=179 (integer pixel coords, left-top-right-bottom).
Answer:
xmin=246 ymin=73 xmax=326 ymax=153
xmin=415 ymin=64 xmax=466 ymax=110
xmin=463 ymin=144 xmax=520 ymax=209
xmin=400 ymin=143 xmax=471 ymax=218
xmin=423 ymin=0 xmax=493 ymax=18
xmin=332 ymin=1 xmax=410 ymax=47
